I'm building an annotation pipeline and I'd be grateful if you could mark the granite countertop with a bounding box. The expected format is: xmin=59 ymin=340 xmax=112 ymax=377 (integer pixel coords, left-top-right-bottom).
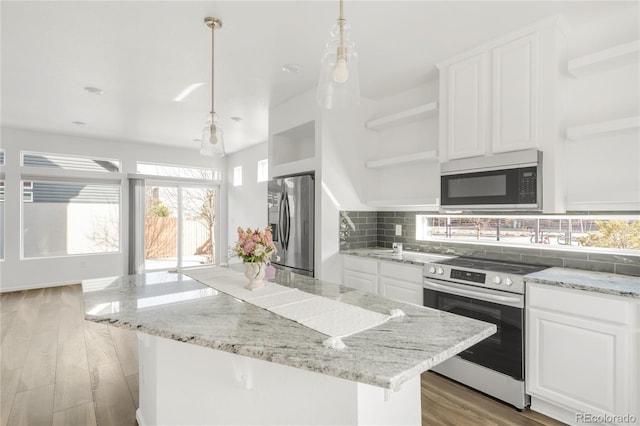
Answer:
xmin=525 ymin=267 xmax=640 ymax=299
xmin=342 ymin=248 xmax=639 ymax=299
xmin=82 ymin=268 xmax=495 ymax=391
xmin=340 ymin=248 xmax=454 ymax=266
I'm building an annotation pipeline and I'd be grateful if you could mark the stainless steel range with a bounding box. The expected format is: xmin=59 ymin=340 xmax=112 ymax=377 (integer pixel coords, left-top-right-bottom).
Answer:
xmin=423 ymin=257 xmax=548 ymax=409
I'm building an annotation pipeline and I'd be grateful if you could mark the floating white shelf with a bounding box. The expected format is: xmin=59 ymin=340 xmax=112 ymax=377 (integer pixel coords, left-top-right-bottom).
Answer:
xmin=366 ymin=198 xmax=440 ymax=208
xmin=365 ymin=150 xmax=438 ymax=169
xmin=365 ymin=102 xmax=438 ymax=130
xmin=270 ymin=157 xmax=316 ymax=178
xmin=566 ymin=116 xmax=640 ymax=141
xmin=568 ymin=40 xmax=640 ymax=78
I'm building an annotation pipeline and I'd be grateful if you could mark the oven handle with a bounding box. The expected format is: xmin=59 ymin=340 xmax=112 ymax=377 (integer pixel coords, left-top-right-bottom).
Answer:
xmin=423 ymin=279 xmax=524 ymax=308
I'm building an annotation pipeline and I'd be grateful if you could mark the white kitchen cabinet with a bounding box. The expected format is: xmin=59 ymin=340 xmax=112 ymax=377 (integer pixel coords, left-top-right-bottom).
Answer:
xmin=491 ymin=32 xmax=540 ymax=154
xmin=443 ymin=51 xmax=489 ymax=160
xmin=437 ymin=17 xmax=564 ymax=161
xmin=342 ymin=255 xmax=424 ymax=305
xmin=526 ymin=283 xmax=639 ymax=425
xmin=379 ymin=262 xmax=424 ymax=305
xmin=342 ymin=256 xmax=378 ymax=294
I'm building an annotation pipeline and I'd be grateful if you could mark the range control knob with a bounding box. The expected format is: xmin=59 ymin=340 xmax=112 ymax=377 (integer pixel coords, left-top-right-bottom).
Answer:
xmin=428 ymin=266 xmax=436 ymax=274
xmin=504 ymin=278 xmax=513 ymax=287
xmin=493 ymin=276 xmax=502 ymax=285
xmin=436 ymin=267 xmax=444 ymax=275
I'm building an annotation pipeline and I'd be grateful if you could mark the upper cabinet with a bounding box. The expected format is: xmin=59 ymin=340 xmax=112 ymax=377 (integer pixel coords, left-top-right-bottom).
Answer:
xmin=443 ymin=52 xmax=489 ymax=159
xmin=491 ymin=32 xmax=540 ymax=154
xmin=437 ymin=17 xmax=564 ymax=162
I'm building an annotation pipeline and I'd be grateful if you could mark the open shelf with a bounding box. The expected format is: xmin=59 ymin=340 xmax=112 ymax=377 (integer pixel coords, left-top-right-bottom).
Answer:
xmin=568 ymin=40 xmax=640 ymax=78
xmin=566 ymin=116 xmax=640 ymax=141
xmin=365 ymin=102 xmax=438 ymax=130
xmin=365 ymin=150 xmax=438 ymax=169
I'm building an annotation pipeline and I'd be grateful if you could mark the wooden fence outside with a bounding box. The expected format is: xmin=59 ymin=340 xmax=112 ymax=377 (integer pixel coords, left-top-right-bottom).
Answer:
xmin=145 ymin=216 xmax=213 ymax=261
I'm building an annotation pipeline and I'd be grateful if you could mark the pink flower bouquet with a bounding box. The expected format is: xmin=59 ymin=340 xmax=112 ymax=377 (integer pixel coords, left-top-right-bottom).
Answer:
xmin=233 ymin=226 xmax=277 ymax=264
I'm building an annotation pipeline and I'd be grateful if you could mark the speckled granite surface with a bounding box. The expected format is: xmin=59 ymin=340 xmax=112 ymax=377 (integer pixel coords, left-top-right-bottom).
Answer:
xmin=524 ymin=267 xmax=640 ymax=299
xmin=82 ymin=268 xmax=496 ymax=390
xmin=343 ymin=248 xmax=640 ymax=299
xmin=341 ymin=248 xmax=454 ymax=266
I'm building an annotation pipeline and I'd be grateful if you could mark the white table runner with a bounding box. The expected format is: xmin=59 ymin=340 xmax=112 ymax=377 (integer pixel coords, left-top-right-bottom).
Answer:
xmin=184 ymin=267 xmax=400 ymax=346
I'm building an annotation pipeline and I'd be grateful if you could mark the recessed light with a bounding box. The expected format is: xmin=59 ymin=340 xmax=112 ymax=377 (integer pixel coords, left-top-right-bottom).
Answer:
xmin=84 ymin=86 xmax=104 ymax=95
xmin=193 ymin=138 xmax=202 ymax=142
xmin=230 ymin=116 xmax=243 ymax=123
xmin=173 ymin=82 xmax=205 ymax=102
xmin=72 ymin=121 xmax=86 ymax=126
xmin=281 ymin=63 xmax=301 ymax=74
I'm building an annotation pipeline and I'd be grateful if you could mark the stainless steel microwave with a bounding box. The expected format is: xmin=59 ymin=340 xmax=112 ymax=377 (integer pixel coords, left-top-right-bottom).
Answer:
xmin=440 ymin=149 xmax=542 ymax=211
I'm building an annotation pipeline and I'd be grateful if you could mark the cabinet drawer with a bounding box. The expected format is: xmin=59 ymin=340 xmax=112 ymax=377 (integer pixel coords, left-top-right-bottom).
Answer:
xmin=343 ymin=256 xmax=378 ymax=275
xmin=380 ymin=261 xmax=422 ymax=283
xmin=527 ymin=282 xmax=631 ymax=325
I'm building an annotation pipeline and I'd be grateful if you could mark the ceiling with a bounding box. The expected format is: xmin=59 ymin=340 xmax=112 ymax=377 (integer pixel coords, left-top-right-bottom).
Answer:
xmin=1 ymin=1 xmax=635 ymax=154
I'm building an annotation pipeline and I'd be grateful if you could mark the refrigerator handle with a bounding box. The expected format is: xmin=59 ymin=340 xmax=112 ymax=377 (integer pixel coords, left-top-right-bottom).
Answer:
xmin=284 ymin=195 xmax=291 ymax=250
xmin=278 ymin=192 xmax=286 ymax=247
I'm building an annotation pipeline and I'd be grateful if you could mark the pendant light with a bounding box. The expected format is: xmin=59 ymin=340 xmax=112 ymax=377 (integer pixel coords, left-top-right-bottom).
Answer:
xmin=316 ymin=0 xmax=360 ymax=109
xmin=200 ymin=16 xmax=225 ymax=157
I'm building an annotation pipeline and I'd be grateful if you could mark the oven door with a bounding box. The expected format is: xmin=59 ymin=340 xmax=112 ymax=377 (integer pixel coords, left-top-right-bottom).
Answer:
xmin=423 ymin=279 xmax=525 ymax=380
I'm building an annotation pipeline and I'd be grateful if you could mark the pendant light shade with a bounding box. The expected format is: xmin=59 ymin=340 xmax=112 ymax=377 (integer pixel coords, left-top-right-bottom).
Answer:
xmin=200 ymin=17 xmax=225 ymax=157
xmin=316 ymin=0 xmax=360 ymax=109
xmin=200 ymin=111 xmax=224 ymax=156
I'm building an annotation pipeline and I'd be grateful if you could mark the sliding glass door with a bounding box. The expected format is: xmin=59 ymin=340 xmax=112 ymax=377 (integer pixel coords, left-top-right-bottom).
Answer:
xmin=144 ymin=181 xmax=218 ymax=271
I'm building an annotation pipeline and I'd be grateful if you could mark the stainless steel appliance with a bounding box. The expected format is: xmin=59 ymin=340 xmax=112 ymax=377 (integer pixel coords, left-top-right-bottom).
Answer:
xmin=440 ymin=149 xmax=542 ymax=211
xmin=268 ymin=173 xmax=314 ymax=277
xmin=423 ymin=257 xmax=547 ymax=409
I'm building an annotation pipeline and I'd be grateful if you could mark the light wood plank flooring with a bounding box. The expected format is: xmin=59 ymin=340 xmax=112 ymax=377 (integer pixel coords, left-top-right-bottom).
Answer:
xmin=1 ymin=285 xmax=566 ymax=426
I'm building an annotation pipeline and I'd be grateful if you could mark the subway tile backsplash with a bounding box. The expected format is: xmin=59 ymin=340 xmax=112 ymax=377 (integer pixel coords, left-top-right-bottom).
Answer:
xmin=339 ymin=211 xmax=640 ymax=276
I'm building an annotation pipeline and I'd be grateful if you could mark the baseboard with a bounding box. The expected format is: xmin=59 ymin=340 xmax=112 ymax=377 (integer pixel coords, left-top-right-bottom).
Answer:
xmin=0 ymin=280 xmax=81 ymax=293
xmin=530 ymin=396 xmax=578 ymax=425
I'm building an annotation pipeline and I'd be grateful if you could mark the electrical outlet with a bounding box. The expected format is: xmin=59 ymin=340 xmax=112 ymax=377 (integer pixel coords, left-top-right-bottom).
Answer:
xmin=395 ymin=224 xmax=402 ymax=236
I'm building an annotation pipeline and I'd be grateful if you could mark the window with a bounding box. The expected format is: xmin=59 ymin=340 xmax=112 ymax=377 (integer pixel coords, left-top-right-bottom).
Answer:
xmin=416 ymin=214 xmax=640 ymax=253
xmin=233 ymin=166 xmax=243 ymax=187
xmin=22 ymin=180 xmax=120 ymax=258
xmin=22 ymin=152 xmax=120 ymax=173
xmin=257 ymin=159 xmax=268 ymax=183
xmin=137 ymin=162 xmax=219 ymax=180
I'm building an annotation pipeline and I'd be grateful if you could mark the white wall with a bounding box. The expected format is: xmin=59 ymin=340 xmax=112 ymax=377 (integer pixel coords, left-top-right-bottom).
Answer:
xmin=0 ymin=127 xmax=227 ymax=292
xmin=225 ymin=142 xmax=269 ymax=265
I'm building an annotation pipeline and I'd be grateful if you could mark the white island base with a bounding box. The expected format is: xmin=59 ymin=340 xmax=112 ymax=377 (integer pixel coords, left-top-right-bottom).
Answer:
xmin=136 ymin=333 xmax=421 ymax=426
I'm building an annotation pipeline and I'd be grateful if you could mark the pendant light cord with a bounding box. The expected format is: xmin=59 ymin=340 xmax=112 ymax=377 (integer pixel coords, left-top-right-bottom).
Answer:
xmin=211 ymin=23 xmax=215 ymax=115
xmin=338 ymin=0 xmax=345 ymax=57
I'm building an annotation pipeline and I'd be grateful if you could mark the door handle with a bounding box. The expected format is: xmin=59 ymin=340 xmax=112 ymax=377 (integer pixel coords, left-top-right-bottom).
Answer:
xmin=279 ymin=193 xmax=286 ymax=245
xmin=283 ymin=195 xmax=291 ymax=250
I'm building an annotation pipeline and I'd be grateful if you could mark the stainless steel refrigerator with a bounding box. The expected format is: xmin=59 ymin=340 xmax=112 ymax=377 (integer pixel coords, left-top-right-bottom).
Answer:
xmin=268 ymin=173 xmax=314 ymax=277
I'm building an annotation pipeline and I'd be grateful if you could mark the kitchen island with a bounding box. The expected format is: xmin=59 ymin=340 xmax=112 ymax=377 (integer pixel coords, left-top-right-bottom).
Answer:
xmin=82 ymin=267 xmax=495 ymax=426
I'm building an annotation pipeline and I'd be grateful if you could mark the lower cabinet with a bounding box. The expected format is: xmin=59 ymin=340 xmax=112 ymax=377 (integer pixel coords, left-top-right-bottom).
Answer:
xmin=343 ymin=256 xmax=378 ymax=293
xmin=526 ymin=282 xmax=639 ymax=425
xmin=379 ymin=262 xmax=423 ymax=305
xmin=342 ymin=255 xmax=423 ymax=304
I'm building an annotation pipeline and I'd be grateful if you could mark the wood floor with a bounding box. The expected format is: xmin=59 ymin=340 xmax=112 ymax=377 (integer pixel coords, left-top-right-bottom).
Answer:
xmin=1 ymin=285 xmax=566 ymax=426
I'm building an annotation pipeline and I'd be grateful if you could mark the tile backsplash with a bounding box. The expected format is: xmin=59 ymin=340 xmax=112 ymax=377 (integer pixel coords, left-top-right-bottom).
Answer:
xmin=339 ymin=211 xmax=640 ymax=276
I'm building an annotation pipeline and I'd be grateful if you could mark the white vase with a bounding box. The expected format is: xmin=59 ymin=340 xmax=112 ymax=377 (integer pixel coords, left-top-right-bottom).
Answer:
xmin=244 ymin=262 xmax=267 ymax=290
